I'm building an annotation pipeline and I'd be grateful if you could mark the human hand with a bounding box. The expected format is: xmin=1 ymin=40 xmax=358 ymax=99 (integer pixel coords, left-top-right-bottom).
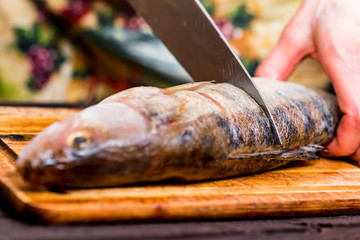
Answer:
xmin=255 ymin=0 xmax=360 ymax=161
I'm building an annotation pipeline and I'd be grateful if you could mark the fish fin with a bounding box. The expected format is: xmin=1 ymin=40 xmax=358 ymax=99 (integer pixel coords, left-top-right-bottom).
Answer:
xmin=228 ymin=144 xmax=325 ymax=161
xmin=165 ymin=82 xmax=214 ymax=94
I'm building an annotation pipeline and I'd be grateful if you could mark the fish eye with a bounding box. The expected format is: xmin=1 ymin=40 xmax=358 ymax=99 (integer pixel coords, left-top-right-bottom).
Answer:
xmin=67 ymin=132 xmax=92 ymax=151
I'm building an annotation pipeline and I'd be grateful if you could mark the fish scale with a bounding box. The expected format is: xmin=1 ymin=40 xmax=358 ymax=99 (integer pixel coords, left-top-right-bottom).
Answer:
xmin=16 ymin=78 xmax=341 ymax=188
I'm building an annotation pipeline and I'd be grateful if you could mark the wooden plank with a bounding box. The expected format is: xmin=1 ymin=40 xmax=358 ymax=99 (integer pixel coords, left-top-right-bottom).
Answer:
xmin=0 ymin=135 xmax=33 ymax=156
xmin=0 ymin=107 xmax=79 ymax=135
xmin=0 ymin=107 xmax=359 ymax=224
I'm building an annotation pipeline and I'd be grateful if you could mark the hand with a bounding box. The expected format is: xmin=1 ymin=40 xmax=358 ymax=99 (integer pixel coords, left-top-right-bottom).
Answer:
xmin=255 ymin=0 xmax=360 ymax=161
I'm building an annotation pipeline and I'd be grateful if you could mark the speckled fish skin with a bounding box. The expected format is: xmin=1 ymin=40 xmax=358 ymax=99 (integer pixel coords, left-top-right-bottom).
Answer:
xmin=16 ymin=78 xmax=341 ymax=188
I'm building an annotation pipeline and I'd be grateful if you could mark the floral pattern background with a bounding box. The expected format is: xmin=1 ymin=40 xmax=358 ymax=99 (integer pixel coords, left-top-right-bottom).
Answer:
xmin=0 ymin=0 xmax=329 ymax=103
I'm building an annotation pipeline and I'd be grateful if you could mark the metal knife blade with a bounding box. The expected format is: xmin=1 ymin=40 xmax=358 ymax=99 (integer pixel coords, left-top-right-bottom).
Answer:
xmin=128 ymin=0 xmax=282 ymax=145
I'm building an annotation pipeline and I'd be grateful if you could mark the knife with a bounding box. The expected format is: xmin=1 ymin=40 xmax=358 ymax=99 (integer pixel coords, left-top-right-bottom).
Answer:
xmin=128 ymin=0 xmax=282 ymax=145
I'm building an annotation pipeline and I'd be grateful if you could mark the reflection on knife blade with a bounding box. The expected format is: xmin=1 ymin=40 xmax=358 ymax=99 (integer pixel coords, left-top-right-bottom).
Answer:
xmin=128 ymin=0 xmax=282 ymax=145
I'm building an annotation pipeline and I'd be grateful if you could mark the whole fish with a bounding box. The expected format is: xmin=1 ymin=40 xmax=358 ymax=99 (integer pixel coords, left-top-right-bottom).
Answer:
xmin=16 ymin=78 xmax=340 ymax=188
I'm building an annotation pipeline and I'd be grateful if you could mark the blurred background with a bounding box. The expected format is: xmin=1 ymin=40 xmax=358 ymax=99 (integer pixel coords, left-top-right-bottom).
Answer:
xmin=0 ymin=0 xmax=330 ymax=104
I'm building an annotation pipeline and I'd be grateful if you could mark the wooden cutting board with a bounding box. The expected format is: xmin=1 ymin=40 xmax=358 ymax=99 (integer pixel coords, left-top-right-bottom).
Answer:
xmin=0 ymin=106 xmax=360 ymax=224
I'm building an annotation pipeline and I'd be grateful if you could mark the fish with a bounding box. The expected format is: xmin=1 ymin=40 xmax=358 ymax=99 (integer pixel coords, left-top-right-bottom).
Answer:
xmin=16 ymin=78 xmax=341 ymax=188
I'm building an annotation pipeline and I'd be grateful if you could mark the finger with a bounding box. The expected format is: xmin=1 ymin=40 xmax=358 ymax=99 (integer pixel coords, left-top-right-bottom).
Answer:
xmin=255 ymin=37 xmax=310 ymax=80
xmin=317 ymin=34 xmax=360 ymax=158
xmin=326 ymin=114 xmax=360 ymax=157
xmin=350 ymin=148 xmax=360 ymax=162
xmin=255 ymin=6 xmax=315 ymax=80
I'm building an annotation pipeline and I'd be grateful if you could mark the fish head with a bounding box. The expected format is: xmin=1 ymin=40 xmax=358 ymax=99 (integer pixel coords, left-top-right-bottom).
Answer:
xmin=16 ymin=102 xmax=151 ymax=188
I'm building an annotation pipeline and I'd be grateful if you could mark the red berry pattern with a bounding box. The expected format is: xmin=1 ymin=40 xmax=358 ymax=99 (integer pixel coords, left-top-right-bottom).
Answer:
xmin=27 ymin=46 xmax=57 ymax=90
xmin=61 ymin=0 xmax=91 ymax=23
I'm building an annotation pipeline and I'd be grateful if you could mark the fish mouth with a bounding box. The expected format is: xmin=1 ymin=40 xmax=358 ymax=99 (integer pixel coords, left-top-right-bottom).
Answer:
xmin=16 ymin=155 xmax=62 ymax=187
xmin=16 ymin=160 xmax=41 ymax=186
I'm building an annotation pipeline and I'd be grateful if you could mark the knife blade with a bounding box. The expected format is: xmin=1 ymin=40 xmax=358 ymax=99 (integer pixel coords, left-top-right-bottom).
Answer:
xmin=128 ymin=0 xmax=282 ymax=145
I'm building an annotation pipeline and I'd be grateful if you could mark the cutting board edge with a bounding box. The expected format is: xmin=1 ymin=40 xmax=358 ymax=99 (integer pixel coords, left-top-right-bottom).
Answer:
xmin=20 ymin=192 xmax=360 ymax=224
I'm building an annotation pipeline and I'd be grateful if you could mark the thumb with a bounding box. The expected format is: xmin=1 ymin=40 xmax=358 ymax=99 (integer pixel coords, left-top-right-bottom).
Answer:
xmin=319 ymin=47 xmax=360 ymax=158
xmin=255 ymin=13 xmax=314 ymax=80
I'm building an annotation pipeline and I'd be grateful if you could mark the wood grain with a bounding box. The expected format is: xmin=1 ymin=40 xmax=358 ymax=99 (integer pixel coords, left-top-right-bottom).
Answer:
xmin=0 ymin=107 xmax=359 ymax=224
xmin=0 ymin=106 xmax=79 ymax=135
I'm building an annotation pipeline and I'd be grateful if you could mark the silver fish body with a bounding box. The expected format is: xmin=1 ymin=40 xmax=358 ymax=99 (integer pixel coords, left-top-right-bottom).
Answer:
xmin=16 ymin=78 xmax=340 ymax=188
